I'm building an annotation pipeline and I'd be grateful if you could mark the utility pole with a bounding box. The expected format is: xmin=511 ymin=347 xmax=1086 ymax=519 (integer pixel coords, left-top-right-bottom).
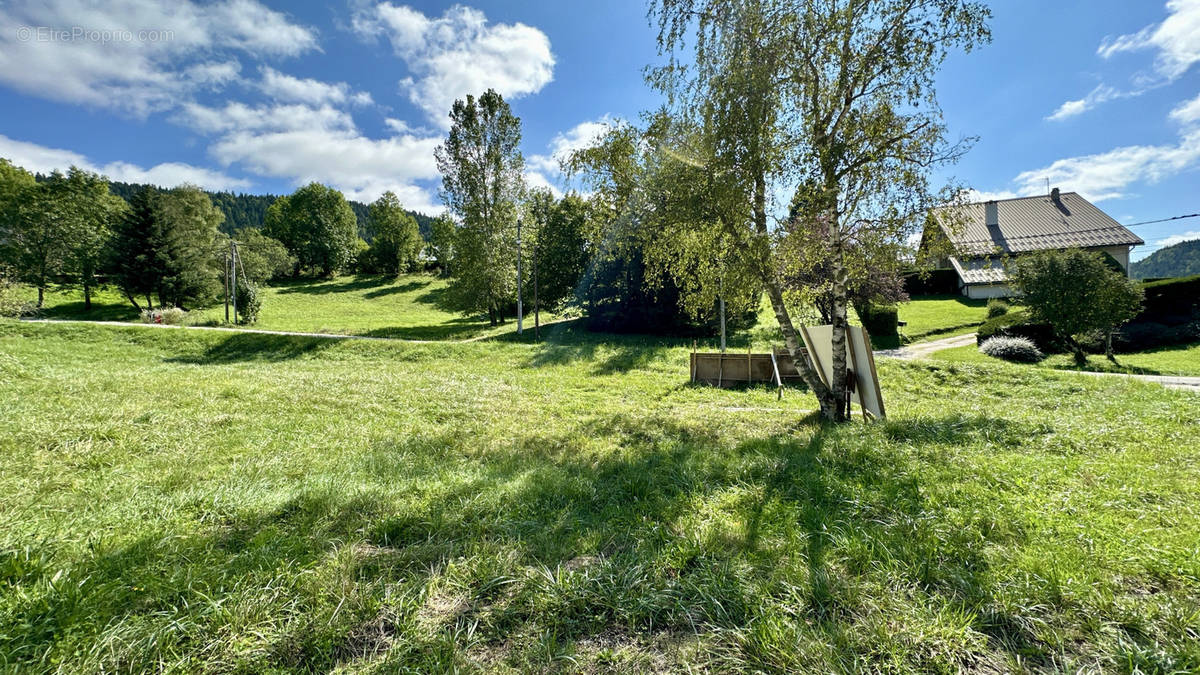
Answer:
xmin=719 ymin=295 xmax=726 ymax=352
xmin=516 ymin=218 xmax=523 ymax=335
xmin=224 ymin=247 xmax=231 ymax=324
xmin=533 ymin=238 xmax=539 ymax=341
xmin=230 ymin=240 xmax=238 ymax=323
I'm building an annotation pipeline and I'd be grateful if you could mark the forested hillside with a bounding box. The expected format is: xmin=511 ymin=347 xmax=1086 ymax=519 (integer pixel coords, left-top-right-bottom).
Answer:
xmin=1131 ymin=238 xmax=1200 ymax=279
xmin=103 ymin=180 xmax=436 ymax=241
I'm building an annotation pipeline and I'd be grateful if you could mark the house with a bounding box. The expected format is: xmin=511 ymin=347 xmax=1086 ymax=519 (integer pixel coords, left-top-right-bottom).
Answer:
xmin=924 ymin=188 xmax=1144 ymax=299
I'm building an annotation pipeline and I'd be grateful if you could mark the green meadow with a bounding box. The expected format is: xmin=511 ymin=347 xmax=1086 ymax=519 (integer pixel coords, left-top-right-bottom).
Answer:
xmin=1 ymin=317 xmax=1198 ymax=673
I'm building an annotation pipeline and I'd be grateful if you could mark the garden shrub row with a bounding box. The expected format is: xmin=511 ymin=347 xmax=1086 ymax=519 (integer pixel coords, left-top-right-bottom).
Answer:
xmin=856 ymin=302 xmax=899 ymax=339
xmin=902 ymin=268 xmax=959 ymax=296
xmin=976 ymin=313 xmax=1062 ymax=352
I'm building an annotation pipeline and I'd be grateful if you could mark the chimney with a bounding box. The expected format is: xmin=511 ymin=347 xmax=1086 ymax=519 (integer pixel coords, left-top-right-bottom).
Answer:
xmin=984 ymin=200 xmax=998 ymax=227
xmin=1050 ymin=187 xmax=1061 ymax=203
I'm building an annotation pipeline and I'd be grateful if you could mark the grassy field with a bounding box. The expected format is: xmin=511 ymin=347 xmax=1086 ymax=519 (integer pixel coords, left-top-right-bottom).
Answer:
xmin=897 ymin=294 xmax=989 ymax=343
xmin=935 ymin=340 xmax=1200 ymax=377
xmin=2 ymin=320 xmax=1198 ymax=672
xmin=26 ymin=274 xmax=550 ymax=341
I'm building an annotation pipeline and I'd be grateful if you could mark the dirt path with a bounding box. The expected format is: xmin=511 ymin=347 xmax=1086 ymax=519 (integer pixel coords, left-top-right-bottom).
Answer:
xmin=874 ymin=333 xmax=978 ymax=360
xmin=875 ymin=332 xmax=1200 ymax=393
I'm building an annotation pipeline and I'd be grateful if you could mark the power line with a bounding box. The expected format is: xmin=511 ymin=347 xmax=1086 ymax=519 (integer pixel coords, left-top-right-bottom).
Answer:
xmin=1120 ymin=212 xmax=1200 ymax=228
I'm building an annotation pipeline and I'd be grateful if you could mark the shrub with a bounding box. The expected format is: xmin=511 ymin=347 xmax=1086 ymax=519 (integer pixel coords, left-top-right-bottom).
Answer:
xmin=140 ymin=307 xmax=187 ymax=325
xmin=976 ymin=313 xmax=1061 ymax=352
xmin=856 ymin=302 xmax=899 ymax=338
xmin=986 ymin=298 xmax=1009 ymax=318
xmin=1138 ymin=274 xmax=1200 ymax=324
xmin=979 ymin=336 xmax=1043 ymax=363
xmin=903 ymin=268 xmax=959 ymax=295
xmin=235 ymin=282 xmax=262 ymax=325
xmin=0 ymin=278 xmax=34 ymax=318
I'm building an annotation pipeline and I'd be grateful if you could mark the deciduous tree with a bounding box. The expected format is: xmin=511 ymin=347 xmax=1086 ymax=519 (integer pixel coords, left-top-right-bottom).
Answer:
xmin=435 ymin=89 xmax=524 ymax=325
xmin=1011 ymin=248 xmax=1143 ymax=365
xmin=264 ymin=183 xmax=358 ymax=277
xmin=644 ymin=0 xmax=989 ymax=421
xmin=366 ymin=191 xmax=423 ymax=275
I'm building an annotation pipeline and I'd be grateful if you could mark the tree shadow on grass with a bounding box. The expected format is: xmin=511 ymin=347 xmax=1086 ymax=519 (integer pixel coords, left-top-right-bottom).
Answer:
xmin=2 ymin=411 xmax=1127 ymax=671
xmin=274 ymin=275 xmax=399 ymax=296
xmin=362 ymin=280 xmax=429 ymax=300
xmin=523 ymin=323 xmax=682 ymax=375
xmin=359 ymin=319 xmax=487 ymax=341
xmin=36 ymin=300 xmax=139 ymax=322
xmin=165 ymin=332 xmax=339 ymax=364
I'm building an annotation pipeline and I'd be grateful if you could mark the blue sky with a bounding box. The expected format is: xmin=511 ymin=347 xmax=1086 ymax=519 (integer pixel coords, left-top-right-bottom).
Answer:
xmin=0 ymin=0 xmax=1196 ymax=260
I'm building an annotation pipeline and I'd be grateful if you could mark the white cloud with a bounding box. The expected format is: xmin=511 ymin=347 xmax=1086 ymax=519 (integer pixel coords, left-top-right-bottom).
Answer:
xmin=523 ymin=171 xmax=562 ymax=198
xmin=1012 ymin=127 xmax=1200 ymax=201
xmin=259 ymin=66 xmax=372 ymax=106
xmin=1157 ymin=230 xmax=1200 ymax=247
xmin=0 ymin=0 xmax=317 ymax=116
xmin=179 ymin=101 xmax=443 ymax=212
xmin=963 ymin=189 xmax=1020 ymax=203
xmin=1098 ymin=0 xmax=1200 ymax=81
xmin=527 ymin=117 xmax=613 ymax=175
xmin=1046 ymin=85 xmax=1122 ymax=121
xmin=355 ymin=3 xmax=554 ymax=128
xmin=0 ymin=133 xmax=250 ymax=191
xmin=1169 ymin=93 xmax=1200 ymax=124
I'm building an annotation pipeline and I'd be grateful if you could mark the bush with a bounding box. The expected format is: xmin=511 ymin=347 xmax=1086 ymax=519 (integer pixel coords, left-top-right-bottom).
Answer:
xmin=903 ymin=268 xmax=959 ymax=295
xmin=235 ymin=282 xmax=262 ymax=325
xmin=986 ymin=298 xmax=1009 ymax=318
xmin=1114 ymin=320 xmax=1200 ymax=352
xmin=140 ymin=307 xmax=187 ymax=325
xmin=1138 ymin=274 xmax=1200 ymax=324
xmin=0 ymin=278 xmax=34 ymax=318
xmin=976 ymin=313 xmax=1062 ymax=352
xmin=979 ymin=336 xmax=1043 ymax=362
xmin=856 ymin=302 xmax=899 ymax=338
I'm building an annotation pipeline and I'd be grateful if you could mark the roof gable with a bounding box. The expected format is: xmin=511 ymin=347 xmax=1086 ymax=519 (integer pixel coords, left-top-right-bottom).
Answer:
xmin=934 ymin=192 xmax=1144 ymax=256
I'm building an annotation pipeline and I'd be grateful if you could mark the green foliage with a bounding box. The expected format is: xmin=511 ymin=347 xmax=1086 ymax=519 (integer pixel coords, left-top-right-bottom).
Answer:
xmin=153 ymin=186 xmax=225 ymax=309
xmin=0 ymin=276 xmax=33 ymax=318
xmin=233 ymin=228 xmax=294 ymax=283
xmin=1131 ymin=239 xmax=1200 ymax=279
xmin=107 ymin=186 xmax=163 ymax=309
xmin=979 ymin=335 xmax=1043 ymax=362
xmin=855 ymin=302 xmax=899 ymax=339
xmin=365 ymin=191 xmax=422 ymax=275
xmin=264 ymin=183 xmax=358 ymax=277
xmin=1 ymin=166 xmax=124 ymax=308
xmin=530 ymin=192 xmax=589 ymax=311
xmin=986 ymin=298 xmax=1009 ymax=318
xmin=1139 ymin=274 xmax=1200 ymax=321
xmin=1012 ymin=248 xmax=1143 ymax=363
xmin=435 ymin=89 xmax=524 ymax=324
xmin=235 ymin=281 xmax=262 ymax=325
xmin=427 ymin=214 xmax=456 ymax=275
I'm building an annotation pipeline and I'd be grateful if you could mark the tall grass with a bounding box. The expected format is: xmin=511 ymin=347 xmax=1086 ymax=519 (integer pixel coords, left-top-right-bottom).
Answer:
xmin=1 ymin=320 xmax=1198 ymax=672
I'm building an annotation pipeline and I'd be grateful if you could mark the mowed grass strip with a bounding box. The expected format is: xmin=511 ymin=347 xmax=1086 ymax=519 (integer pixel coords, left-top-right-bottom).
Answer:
xmin=28 ymin=274 xmax=549 ymax=341
xmin=1 ymin=320 xmax=1198 ymax=672
xmin=897 ymin=294 xmax=990 ymax=342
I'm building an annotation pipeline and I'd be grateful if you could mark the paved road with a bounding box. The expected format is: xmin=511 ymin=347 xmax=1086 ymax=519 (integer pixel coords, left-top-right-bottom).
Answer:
xmin=874 ymin=332 xmax=978 ymax=360
xmin=875 ymin=332 xmax=1200 ymax=393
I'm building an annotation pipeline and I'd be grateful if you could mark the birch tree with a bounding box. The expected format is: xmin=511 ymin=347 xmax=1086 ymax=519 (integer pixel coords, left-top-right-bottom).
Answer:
xmin=647 ymin=0 xmax=989 ymax=421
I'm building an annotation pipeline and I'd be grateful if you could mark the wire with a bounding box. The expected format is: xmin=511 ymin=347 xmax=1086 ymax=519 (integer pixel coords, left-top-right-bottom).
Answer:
xmin=1120 ymin=212 xmax=1200 ymax=228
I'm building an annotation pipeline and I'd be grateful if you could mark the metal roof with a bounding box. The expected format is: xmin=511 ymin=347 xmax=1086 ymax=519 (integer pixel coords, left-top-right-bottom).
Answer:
xmin=933 ymin=192 xmax=1144 ymax=256
xmin=948 ymin=256 xmax=1009 ymax=285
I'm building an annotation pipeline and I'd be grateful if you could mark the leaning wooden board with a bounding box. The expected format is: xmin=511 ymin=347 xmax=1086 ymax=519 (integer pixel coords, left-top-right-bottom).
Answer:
xmin=798 ymin=324 xmax=886 ymax=420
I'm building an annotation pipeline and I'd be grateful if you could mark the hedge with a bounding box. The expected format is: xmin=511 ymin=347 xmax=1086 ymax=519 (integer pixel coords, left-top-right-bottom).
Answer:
xmin=856 ymin=302 xmax=899 ymax=339
xmin=1138 ymin=274 xmax=1200 ymax=323
xmin=903 ymin=268 xmax=960 ymax=296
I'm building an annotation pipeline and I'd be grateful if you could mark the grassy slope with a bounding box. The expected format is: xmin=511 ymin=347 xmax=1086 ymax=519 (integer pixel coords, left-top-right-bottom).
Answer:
xmin=897 ymin=295 xmax=989 ymax=342
xmin=936 ymin=341 xmax=1200 ymax=377
xmin=2 ymin=321 xmax=1198 ymax=672
xmin=27 ymin=275 xmax=548 ymax=341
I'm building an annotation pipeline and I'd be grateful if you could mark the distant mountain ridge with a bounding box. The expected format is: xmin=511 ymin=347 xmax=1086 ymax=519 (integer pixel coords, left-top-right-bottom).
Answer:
xmin=101 ymin=179 xmax=437 ymax=242
xmin=1131 ymin=238 xmax=1200 ymax=279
